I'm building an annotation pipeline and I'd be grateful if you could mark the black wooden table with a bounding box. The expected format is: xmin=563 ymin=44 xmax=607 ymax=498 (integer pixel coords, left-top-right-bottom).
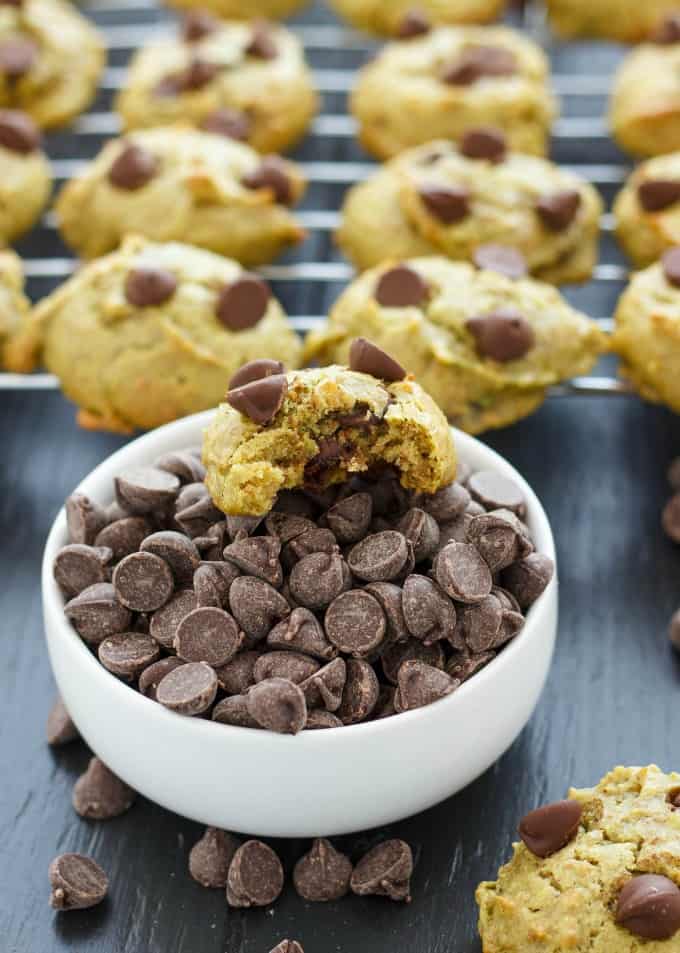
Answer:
xmin=2 ymin=3 xmax=680 ymax=951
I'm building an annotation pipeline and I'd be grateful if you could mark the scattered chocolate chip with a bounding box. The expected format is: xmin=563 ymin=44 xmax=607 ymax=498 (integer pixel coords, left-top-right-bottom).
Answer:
xmin=518 ymin=799 xmax=582 ymax=858
xmin=113 ymin=551 xmax=174 ymax=612
xmin=501 ymin=552 xmax=554 ymax=610
xmin=365 ymin=582 xmax=409 ymax=642
xmin=247 ymin=676 xmax=307 ymax=733
xmin=242 ymin=156 xmax=292 ymax=204
xmin=149 ymin=589 xmax=198 ymax=650
xmin=433 ymin=542 xmax=493 ymax=604
xmin=73 ymin=757 xmax=136 ymax=819
xmin=374 ymin=267 xmax=429 ymax=309
xmin=54 ymin=543 xmax=111 ymax=598
xmin=194 ymin=561 xmax=238 ymax=607
xmin=189 ymin=828 xmax=240 ymax=888
xmin=176 ymin=486 xmax=223 ymax=538
xmin=213 ymin=650 xmax=260 ymax=694
xmin=212 ymin=693 xmax=259 ymax=728
xmin=175 ymin=607 xmax=242 ymax=667
xmin=348 ymin=531 xmax=412 ymax=582
xmin=227 ymin=840 xmax=284 ymax=907
xmin=447 ymin=650 xmax=494 ymax=682
xmin=254 ymin=650 xmax=319 ymax=685
xmin=64 ymin=583 xmax=132 ymax=644
xmin=229 ymin=359 xmax=285 ymax=391
xmin=49 ymin=854 xmax=108 ymax=911
xmin=200 ymin=108 xmax=252 ymax=142
xmin=536 ymin=189 xmax=581 ymax=231
xmin=460 ymin=127 xmax=507 ymax=163
xmin=325 ymin=590 xmax=386 ymax=657
xmin=124 ymin=267 xmax=177 ymax=308
xmin=95 ymin=516 xmax=151 ymax=563
xmin=246 ymin=20 xmax=277 ymax=59
xmin=668 ymin=787 xmax=680 ymax=809
xmin=0 ymin=38 xmax=36 ymax=78
xmin=289 ymin=552 xmax=349 ymax=610
xmin=651 ymin=12 xmax=680 ymax=43
xmin=138 ymin=656 xmax=185 ymax=699
xmin=181 ymin=10 xmax=217 ymax=42
xmin=227 ymin=374 xmax=287 ymax=426
xmin=396 ymin=9 xmax=430 ymax=38
xmin=418 ymin=185 xmax=470 ymax=224
xmin=662 ymin=247 xmax=680 ymax=288
xmin=472 ymin=244 xmax=528 ymax=279
xmin=65 ymin=493 xmax=108 ymax=546
xmin=98 ymin=631 xmax=160 ymax=678
xmin=467 ymin=509 xmax=532 ymax=572
xmin=217 ymin=274 xmax=271 ymax=331
xmin=155 ymin=450 xmax=205 ymax=484
xmin=293 ymin=838 xmax=352 ymax=902
xmin=156 ymin=661 xmax=218 ymax=715
xmin=0 ymin=109 xmax=40 ymax=153
xmin=351 ymin=840 xmax=413 ymax=902
xmin=443 ymin=46 xmax=517 ymax=85
xmin=468 ymin=471 xmax=526 ymax=515
xmin=616 ymin=875 xmax=680 ymax=940
xmin=108 ymin=143 xmax=158 ymax=190
xmin=305 ymin=710 xmax=343 ymax=729
xmin=181 ymin=58 xmax=221 ymax=90
xmin=395 ymin=660 xmax=458 ymax=711
xmin=46 ymin=696 xmax=79 ymax=746
xmin=267 ymin=607 xmax=336 ymax=660
xmin=229 ymin=575 xmax=290 ymax=639
xmin=299 ymin=657 xmax=346 ymax=711
xmin=396 ymin=508 xmax=440 ymax=561
xmin=223 ymin=536 xmax=282 ymax=587
xmin=467 ymin=309 xmax=535 ymax=362
xmin=337 ymin=658 xmax=379 ymax=724
xmin=325 ymin=493 xmax=373 ymax=544
xmin=419 ymin=482 xmax=470 ymax=521
xmin=115 ymin=466 xmax=179 ymax=514
xmin=141 ymin=531 xmax=200 ymax=587
xmin=402 ymin=574 xmax=458 ymax=646
xmin=455 ymin=594 xmax=504 ymax=652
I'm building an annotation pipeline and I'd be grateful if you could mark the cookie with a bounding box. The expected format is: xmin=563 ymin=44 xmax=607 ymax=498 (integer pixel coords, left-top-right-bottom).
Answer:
xmin=202 ymin=358 xmax=457 ymax=516
xmin=613 ymin=153 xmax=680 ymax=266
xmin=304 ymin=257 xmax=606 ymax=434
xmin=0 ymin=250 xmax=30 ymax=369
xmin=165 ymin=0 xmax=310 ymax=19
xmin=4 ymin=235 xmax=302 ymax=433
xmin=0 ymin=111 xmax=50 ymax=244
xmin=476 ymin=765 xmax=680 ymax=951
xmin=116 ymin=15 xmax=317 ymax=154
xmin=337 ymin=138 xmax=602 ymax=284
xmin=329 ymin=0 xmax=504 ymax=35
xmin=611 ymin=251 xmax=680 ymax=415
xmin=546 ymin=0 xmax=680 ymax=41
xmin=0 ymin=0 xmax=104 ymax=129
xmin=351 ymin=26 xmax=557 ymax=160
xmin=54 ymin=127 xmax=306 ymax=263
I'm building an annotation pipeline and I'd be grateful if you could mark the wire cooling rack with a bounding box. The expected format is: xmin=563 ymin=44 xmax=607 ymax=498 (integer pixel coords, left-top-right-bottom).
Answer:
xmin=1 ymin=0 xmax=635 ymax=396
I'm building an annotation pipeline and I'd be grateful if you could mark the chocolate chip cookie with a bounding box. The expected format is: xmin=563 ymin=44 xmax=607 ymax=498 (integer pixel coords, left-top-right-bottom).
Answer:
xmin=54 ymin=127 xmax=306 ymax=263
xmin=547 ymin=0 xmax=680 ymax=40
xmin=304 ymin=257 xmax=606 ymax=434
xmin=116 ymin=15 xmax=317 ymax=154
xmin=0 ymin=250 xmax=30 ymax=369
xmin=0 ymin=111 xmax=50 ymax=244
xmin=614 ymin=153 xmax=680 ymax=266
xmin=0 ymin=0 xmax=104 ymax=129
xmin=337 ymin=137 xmax=602 ymax=283
xmin=477 ymin=765 xmax=680 ymax=951
xmin=329 ymin=0 xmax=504 ymax=35
xmin=351 ymin=25 xmax=557 ymax=160
xmin=4 ymin=235 xmax=302 ymax=433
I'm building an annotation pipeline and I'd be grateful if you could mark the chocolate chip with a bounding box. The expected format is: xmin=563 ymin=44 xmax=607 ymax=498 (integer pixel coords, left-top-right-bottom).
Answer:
xmin=113 ymin=551 xmax=174 ymax=612
xmin=265 ymin=512 xmax=315 ymax=544
xmin=175 ymin=607 xmax=242 ymax=666
xmin=325 ymin=492 xmax=373 ymax=544
xmin=108 ymin=143 xmax=158 ymax=190
xmin=299 ymin=657 xmax=346 ymax=711
xmin=49 ymin=854 xmax=108 ymax=911
xmin=193 ymin=561 xmax=238 ymax=608
xmin=418 ymin=185 xmax=470 ymax=224
xmin=213 ymin=652 xmax=259 ymax=696
xmin=501 ymin=552 xmax=554 ymax=609
xmin=383 ymin=636 xmax=446 ymax=684
xmin=181 ymin=10 xmax=218 ymax=42
xmin=227 ymin=840 xmax=284 ymax=907
xmin=284 ymin=527 xmax=338 ymax=568
xmin=651 ymin=12 xmax=680 ymax=43
xmin=124 ymin=267 xmax=177 ymax=307
xmin=141 ymin=531 xmax=200 ymax=587
xmin=181 ymin=59 xmax=221 ymax=90
xmin=460 ymin=127 xmax=507 ymax=163
xmin=402 ymin=574 xmax=458 ymax=646
xmin=149 ymin=589 xmax=198 ymax=649
xmin=246 ymin=21 xmax=277 ymax=59
xmin=242 ymin=156 xmax=292 ymax=204
xmin=217 ymin=274 xmax=271 ymax=331
xmin=365 ymin=582 xmax=409 ymax=642
xmin=155 ymin=450 xmax=205 ymax=484
xmin=227 ymin=374 xmax=287 ymax=426
xmin=668 ymin=786 xmax=680 ymax=808
xmin=115 ymin=466 xmax=179 ymax=514
xmin=443 ymin=46 xmax=517 ymax=85
xmin=267 ymin=607 xmax=336 ymax=660
xmin=156 ymin=661 xmax=218 ymax=715
xmin=616 ymin=875 xmax=680 ymax=940
xmin=212 ymin=693 xmax=259 ymax=728
xmin=455 ymin=594 xmax=504 ymax=652
xmin=348 ymin=531 xmax=412 ymax=582
xmin=254 ymin=650 xmax=319 ymax=684
xmin=138 ymin=656 xmax=185 ymax=698
xmin=289 ymin=552 xmax=349 ymax=610
xmin=223 ymin=536 xmax=282 ymax=587
xmin=0 ymin=38 xmax=36 ymax=78
xmin=46 ymin=696 xmax=79 ymax=746
xmin=73 ymin=757 xmax=136 ymax=819
xmin=374 ymin=267 xmax=429 ymax=309
xmin=65 ymin=583 xmax=132 ymax=644
xmin=447 ymin=651 xmax=494 ymax=682
xmin=293 ymin=838 xmax=353 ymax=902
xmin=468 ymin=470 xmax=526 ymax=515
xmin=518 ymin=799 xmax=582 ymax=858
xmin=325 ymin=590 xmax=387 ymax=657
xmin=374 ymin=683 xmax=397 ymax=718
xmin=189 ymin=828 xmax=240 ymax=888
xmin=396 ymin=508 xmax=440 ymax=561
xmin=200 ymin=108 xmax=252 ymax=142
xmin=472 ymin=244 xmax=528 ymax=279
xmin=662 ymin=247 xmax=680 ymax=288
xmin=350 ymin=840 xmax=413 ymax=902
xmin=248 ymin=676 xmax=307 ymax=733
xmin=467 ymin=509 xmax=532 ymax=571
xmin=536 ymin=190 xmax=581 ymax=231
xmin=54 ymin=544 xmax=111 ymax=597
xmin=395 ymin=660 xmax=458 ymax=711
xmin=66 ymin=493 xmax=108 ymax=546
xmin=229 ymin=359 xmax=285 ymax=392
xmin=337 ymin=658 xmax=379 ymax=724
xmin=95 ymin=516 xmax=151 ymax=563
xmin=270 ymin=942 xmax=304 ymax=953
xmin=98 ymin=631 xmax=160 ymax=678
xmin=396 ymin=8 xmax=430 ymax=37
xmin=433 ymin=542 xmax=493 ymax=604
xmin=305 ymin=710 xmax=343 ymax=729
xmin=175 ymin=485 xmax=223 ymax=538
xmin=229 ymin=575 xmax=290 ymax=639
xmin=0 ymin=109 xmax=40 ymax=153
xmin=419 ymin=481 xmax=470 ymax=521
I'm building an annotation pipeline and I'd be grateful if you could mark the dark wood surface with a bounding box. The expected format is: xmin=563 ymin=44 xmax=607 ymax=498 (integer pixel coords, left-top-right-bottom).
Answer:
xmin=2 ymin=4 xmax=680 ymax=951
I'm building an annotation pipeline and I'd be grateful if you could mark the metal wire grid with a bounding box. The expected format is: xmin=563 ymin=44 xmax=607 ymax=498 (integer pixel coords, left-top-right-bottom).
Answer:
xmin=1 ymin=0 xmax=634 ymax=395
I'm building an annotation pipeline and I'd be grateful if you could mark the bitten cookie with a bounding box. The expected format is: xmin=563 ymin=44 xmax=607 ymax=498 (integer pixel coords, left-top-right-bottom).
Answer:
xmin=116 ymin=14 xmax=317 ymax=154
xmin=546 ymin=0 xmax=680 ymax=41
xmin=329 ymin=0 xmax=504 ymax=35
xmin=0 ymin=111 xmax=50 ymax=244
xmin=0 ymin=250 xmax=30 ymax=368
xmin=0 ymin=0 xmax=104 ymax=129
xmin=165 ymin=0 xmax=310 ymax=19
xmin=55 ymin=127 xmax=306 ymax=264
xmin=610 ymin=19 xmax=680 ymax=159
xmin=476 ymin=765 xmax=680 ymax=951
xmin=611 ymin=249 xmax=680 ymax=415
xmin=351 ymin=25 xmax=557 ymax=160
xmin=614 ymin=153 xmax=680 ymax=266
xmin=203 ymin=354 xmax=457 ymax=516
xmin=337 ymin=136 xmax=602 ymax=283
xmin=304 ymin=258 xmax=606 ymax=434
xmin=4 ymin=235 xmax=302 ymax=433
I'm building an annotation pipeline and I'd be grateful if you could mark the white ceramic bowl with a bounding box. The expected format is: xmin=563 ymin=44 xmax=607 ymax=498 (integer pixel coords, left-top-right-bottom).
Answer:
xmin=43 ymin=411 xmax=558 ymax=838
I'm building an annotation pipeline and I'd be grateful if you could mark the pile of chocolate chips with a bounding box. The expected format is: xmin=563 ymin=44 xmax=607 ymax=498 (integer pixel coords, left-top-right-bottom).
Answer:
xmin=54 ymin=449 xmax=553 ymax=734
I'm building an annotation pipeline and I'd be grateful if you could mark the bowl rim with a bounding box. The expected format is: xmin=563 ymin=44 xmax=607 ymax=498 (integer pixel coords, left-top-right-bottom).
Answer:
xmin=43 ymin=410 xmax=557 ymax=748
